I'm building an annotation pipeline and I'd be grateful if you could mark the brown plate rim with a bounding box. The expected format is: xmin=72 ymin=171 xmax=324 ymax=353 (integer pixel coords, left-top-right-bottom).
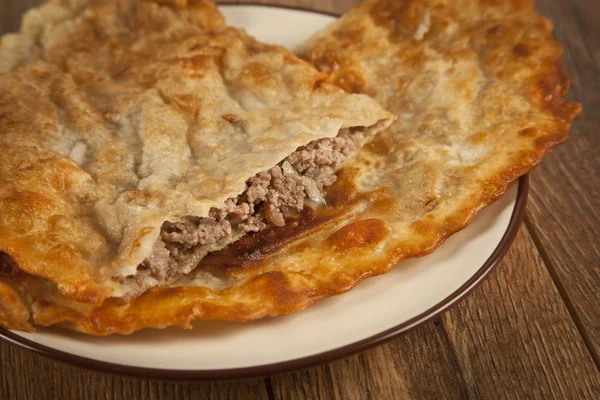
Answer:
xmin=0 ymin=4 xmax=529 ymax=382
xmin=0 ymin=176 xmax=529 ymax=381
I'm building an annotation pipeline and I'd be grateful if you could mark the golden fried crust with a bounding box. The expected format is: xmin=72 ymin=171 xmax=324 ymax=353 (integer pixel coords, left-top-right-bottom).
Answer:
xmin=0 ymin=0 xmax=392 ymax=303
xmin=0 ymin=280 xmax=33 ymax=331
xmin=1 ymin=0 xmax=581 ymax=335
xmin=0 ymin=147 xmax=113 ymax=302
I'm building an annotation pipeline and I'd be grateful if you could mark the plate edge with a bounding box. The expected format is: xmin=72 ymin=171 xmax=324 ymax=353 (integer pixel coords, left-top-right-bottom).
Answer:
xmin=0 ymin=3 xmax=530 ymax=382
xmin=0 ymin=176 xmax=528 ymax=381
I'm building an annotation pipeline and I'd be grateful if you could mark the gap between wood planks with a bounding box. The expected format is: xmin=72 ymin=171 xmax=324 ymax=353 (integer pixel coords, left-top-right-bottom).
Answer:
xmin=265 ymin=376 xmax=275 ymax=400
xmin=526 ymin=0 xmax=600 ymax=367
xmin=426 ymin=225 xmax=599 ymax=399
xmin=3 ymin=208 xmax=598 ymax=400
xmin=525 ymin=215 xmax=600 ymax=370
xmin=1 ymin=1 xmax=598 ymax=399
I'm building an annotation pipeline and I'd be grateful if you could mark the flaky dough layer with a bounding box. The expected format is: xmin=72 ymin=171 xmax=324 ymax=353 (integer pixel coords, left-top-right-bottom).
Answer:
xmin=0 ymin=0 xmax=392 ymax=304
xmin=0 ymin=0 xmax=580 ymax=335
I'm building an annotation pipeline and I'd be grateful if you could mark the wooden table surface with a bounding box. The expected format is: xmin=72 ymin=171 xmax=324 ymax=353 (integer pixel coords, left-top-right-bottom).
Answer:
xmin=1 ymin=0 xmax=599 ymax=399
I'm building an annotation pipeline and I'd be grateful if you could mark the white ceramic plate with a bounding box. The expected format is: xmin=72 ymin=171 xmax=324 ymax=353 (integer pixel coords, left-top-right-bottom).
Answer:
xmin=0 ymin=5 xmax=528 ymax=380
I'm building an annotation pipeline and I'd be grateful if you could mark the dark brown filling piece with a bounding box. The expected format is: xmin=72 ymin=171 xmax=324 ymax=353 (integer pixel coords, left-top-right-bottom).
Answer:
xmin=125 ymin=127 xmax=368 ymax=291
xmin=0 ymin=253 xmax=19 ymax=277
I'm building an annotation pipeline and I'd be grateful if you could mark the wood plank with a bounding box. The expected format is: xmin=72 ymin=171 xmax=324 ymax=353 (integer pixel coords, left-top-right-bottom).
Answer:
xmin=0 ymin=340 xmax=269 ymax=400
xmin=569 ymin=0 xmax=600 ymax=67
xmin=271 ymin=226 xmax=600 ymax=400
xmin=1 ymin=1 xmax=597 ymax=400
xmin=230 ymin=0 xmax=600 ymax=367
xmin=271 ymin=322 xmax=468 ymax=400
xmin=524 ymin=0 xmax=600 ymax=362
xmin=442 ymin=225 xmax=600 ymax=399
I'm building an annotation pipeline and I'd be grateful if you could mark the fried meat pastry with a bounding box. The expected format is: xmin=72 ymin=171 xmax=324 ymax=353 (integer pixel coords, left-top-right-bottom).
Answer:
xmin=0 ymin=0 xmax=580 ymax=335
xmin=0 ymin=0 xmax=393 ymax=316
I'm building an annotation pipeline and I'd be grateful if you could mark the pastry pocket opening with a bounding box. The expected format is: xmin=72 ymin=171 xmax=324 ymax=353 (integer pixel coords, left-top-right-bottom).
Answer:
xmin=119 ymin=124 xmax=384 ymax=295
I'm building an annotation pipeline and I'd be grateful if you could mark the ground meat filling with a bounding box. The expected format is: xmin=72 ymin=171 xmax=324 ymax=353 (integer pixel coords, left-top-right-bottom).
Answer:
xmin=129 ymin=127 xmax=368 ymax=288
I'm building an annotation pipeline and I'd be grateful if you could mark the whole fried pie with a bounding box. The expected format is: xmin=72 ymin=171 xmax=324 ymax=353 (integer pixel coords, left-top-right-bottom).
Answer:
xmin=0 ymin=0 xmax=580 ymax=335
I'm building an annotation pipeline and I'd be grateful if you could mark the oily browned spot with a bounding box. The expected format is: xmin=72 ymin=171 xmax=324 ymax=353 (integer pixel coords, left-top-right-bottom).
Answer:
xmin=154 ymin=287 xmax=183 ymax=298
xmin=48 ymin=164 xmax=79 ymax=192
xmin=240 ymin=62 xmax=278 ymax=90
xmin=366 ymin=135 xmax=395 ymax=156
xmin=469 ymin=131 xmax=487 ymax=144
xmin=325 ymin=167 xmax=361 ymax=207
xmin=410 ymin=219 xmax=437 ymax=238
xmin=545 ymin=98 xmax=582 ymax=123
xmin=0 ymin=112 xmax=11 ymax=124
xmin=187 ymin=42 xmax=207 ymax=52
xmin=1 ymin=191 xmax=55 ymax=232
xmin=221 ymin=114 xmax=242 ymax=125
xmin=35 ymin=299 xmax=52 ymax=309
xmin=536 ymin=64 xmax=572 ymax=113
xmin=441 ymin=207 xmax=477 ymax=236
xmin=560 ymin=101 xmax=583 ymax=122
xmin=519 ymin=127 xmax=537 ymax=137
xmin=327 ymin=218 xmax=388 ymax=252
xmin=312 ymin=76 xmax=326 ymax=90
xmin=257 ymin=271 xmax=305 ymax=310
xmin=513 ymin=43 xmax=530 ymax=57
xmin=372 ymin=194 xmax=398 ymax=213
xmin=486 ymin=24 xmax=504 ymax=38
xmin=534 ymin=126 xmax=570 ymax=150
xmin=332 ymin=70 xmax=366 ymax=94
xmin=400 ymin=48 xmax=429 ymax=69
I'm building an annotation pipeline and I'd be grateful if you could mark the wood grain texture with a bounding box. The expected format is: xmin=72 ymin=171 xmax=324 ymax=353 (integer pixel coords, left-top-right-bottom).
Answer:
xmin=0 ymin=5 xmax=280 ymax=400
xmin=0 ymin=340 xmax=269 ymax=400
xmin=271 ymin=227 xmax=600 ymax=400
xmin=442 ymin=226 xmax=600 ymax=399
xmin=271 ymin=323 xmax=468 ymax=400
xmin=1 ymin=0 xmax=599 ymax=399
xmin=525 ymin=0 xmax=600 ymax=363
